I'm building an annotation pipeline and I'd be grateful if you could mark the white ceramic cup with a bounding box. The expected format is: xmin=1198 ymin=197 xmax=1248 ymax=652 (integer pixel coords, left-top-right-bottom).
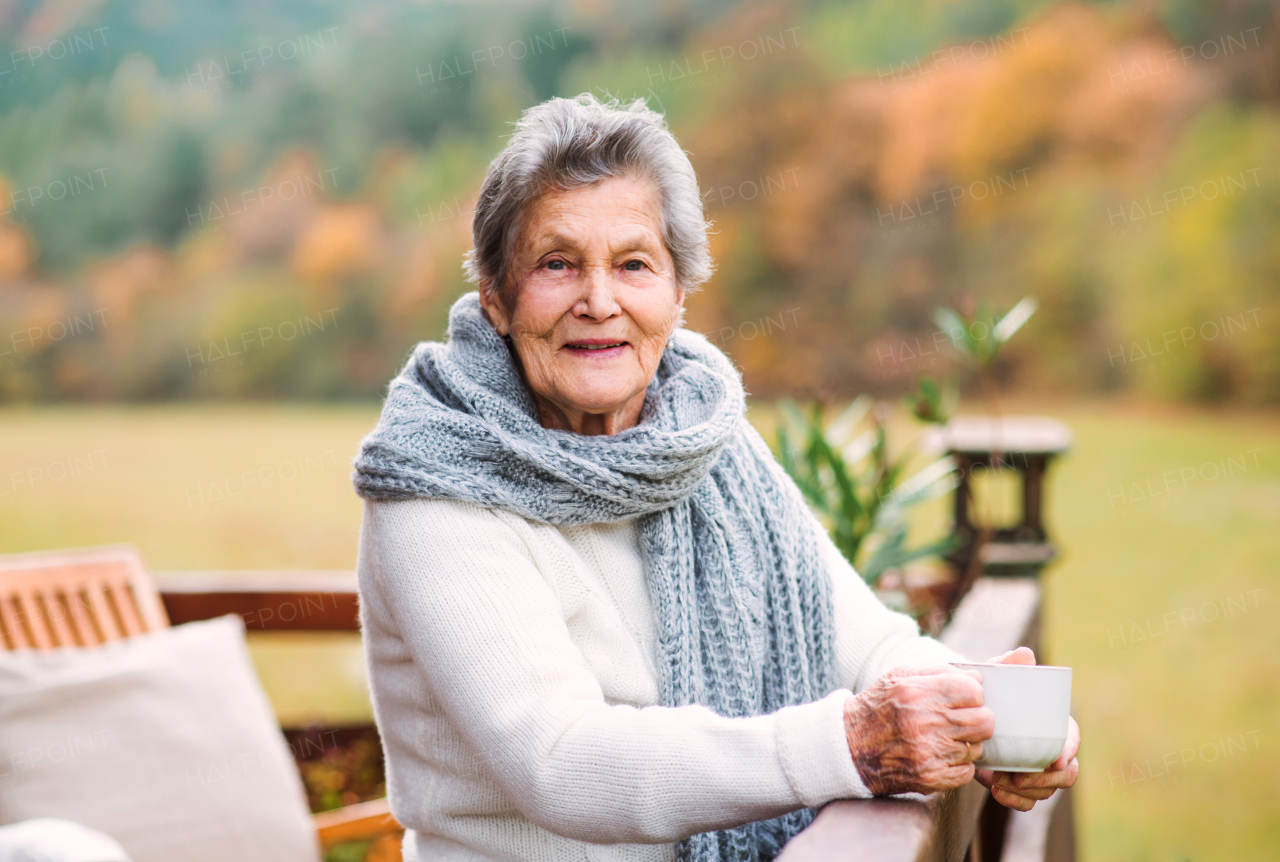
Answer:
xmin=949 ymin=661 xmax=1073 ymax=773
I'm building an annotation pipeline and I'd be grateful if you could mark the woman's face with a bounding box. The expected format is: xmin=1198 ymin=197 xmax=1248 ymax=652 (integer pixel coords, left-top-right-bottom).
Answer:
xmin=480 ymin=175 xmax=685 ymax=436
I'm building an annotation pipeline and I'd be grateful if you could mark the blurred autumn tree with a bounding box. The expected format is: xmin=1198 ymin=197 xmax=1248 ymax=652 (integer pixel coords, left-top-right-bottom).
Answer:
xmin=0 ymin=0 xmax=1277 ymax=404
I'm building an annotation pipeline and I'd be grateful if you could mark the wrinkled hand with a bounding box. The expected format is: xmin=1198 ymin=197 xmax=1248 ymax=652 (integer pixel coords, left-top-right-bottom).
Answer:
xmin=975 ymin=647 xmax=1081 ymax=812
xmin=843 ymin=664 xmax=994 ymax=796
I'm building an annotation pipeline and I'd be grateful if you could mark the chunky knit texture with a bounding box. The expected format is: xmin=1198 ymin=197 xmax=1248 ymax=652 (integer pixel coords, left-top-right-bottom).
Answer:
xmin=356 ymin=498 xmax=963 ymax=862
xmin=353 ymin=291 xmax=959 ymax=860
xmin=353 ymin=292 xmax=843 ymax=861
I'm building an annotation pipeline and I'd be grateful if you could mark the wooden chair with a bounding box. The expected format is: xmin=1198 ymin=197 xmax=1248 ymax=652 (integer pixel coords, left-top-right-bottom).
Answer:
xmin=0 ymin=544 xmax=403 ymax=862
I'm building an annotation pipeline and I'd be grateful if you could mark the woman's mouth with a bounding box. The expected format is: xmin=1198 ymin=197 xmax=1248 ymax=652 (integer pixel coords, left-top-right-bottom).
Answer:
xmin=563 ymin=339 xmax=629 ymax=358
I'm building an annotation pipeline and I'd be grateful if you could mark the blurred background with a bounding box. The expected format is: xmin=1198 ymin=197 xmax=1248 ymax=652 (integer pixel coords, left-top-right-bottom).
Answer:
xmin=1 ymin=0 xmax=1277 ymax=858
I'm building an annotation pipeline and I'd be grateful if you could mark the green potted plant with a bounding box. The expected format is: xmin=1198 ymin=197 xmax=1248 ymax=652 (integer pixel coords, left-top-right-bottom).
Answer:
xmin=772 ymin=297 xmax=1042 ymax=623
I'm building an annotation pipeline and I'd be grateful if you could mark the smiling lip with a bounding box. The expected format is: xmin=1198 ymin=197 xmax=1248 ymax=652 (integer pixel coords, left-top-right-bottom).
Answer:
xmin=562 ymin=338 xmax=630 ymax=357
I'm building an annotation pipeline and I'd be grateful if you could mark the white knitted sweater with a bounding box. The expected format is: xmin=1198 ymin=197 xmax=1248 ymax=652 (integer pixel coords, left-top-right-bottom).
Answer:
xmin=356 ymin=497 xmax=964 ymax=862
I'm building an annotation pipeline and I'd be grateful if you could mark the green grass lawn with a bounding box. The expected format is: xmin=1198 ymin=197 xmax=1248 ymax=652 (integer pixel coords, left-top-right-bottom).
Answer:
xmin=2 ymin=400 xmax=1278 ymax=860
xmin=0 ymin=403 xmax=376 ymax=569
xmin=1035 ymin=402 xmax=1280 ymax=861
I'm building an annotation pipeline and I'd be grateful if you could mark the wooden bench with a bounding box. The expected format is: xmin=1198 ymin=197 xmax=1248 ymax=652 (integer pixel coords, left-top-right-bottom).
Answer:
xmin=0 ymin=544 xmax=403 ymax=862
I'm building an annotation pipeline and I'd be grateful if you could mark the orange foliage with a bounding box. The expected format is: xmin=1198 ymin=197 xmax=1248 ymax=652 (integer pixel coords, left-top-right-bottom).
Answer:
xmin=0 ymin=225 xmax=34 ymax=284
xmin=673 ymin=2 xmax=1243 ymax=397
xmin=0 ymin=174 xmax=34 ymax=286
xmin=14 ymin=288 xmax=67 ymax=352
xmin=290 ymin=204 xmax=385 ymax=284
xmin=231 ymin=149 xmax=333 ymax=261
xmin=89 ymin=245 xmax=173 ymax=312
xmin=386 ymin=233 xmax=442 ymax=323
xmin=690 ymin=3 xmax=1218 ymax=266
xmin=873 ymin=5 xmax=1207 ymax=206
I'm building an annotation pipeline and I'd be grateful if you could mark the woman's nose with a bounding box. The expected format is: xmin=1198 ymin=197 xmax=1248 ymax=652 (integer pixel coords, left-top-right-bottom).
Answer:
xmin=574 ymin=267 xmax=621 ymax=321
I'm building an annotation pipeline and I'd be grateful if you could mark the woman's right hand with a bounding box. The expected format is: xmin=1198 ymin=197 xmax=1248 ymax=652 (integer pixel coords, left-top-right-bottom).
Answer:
xmin=842 ymin=664 xmax=994 ymax=796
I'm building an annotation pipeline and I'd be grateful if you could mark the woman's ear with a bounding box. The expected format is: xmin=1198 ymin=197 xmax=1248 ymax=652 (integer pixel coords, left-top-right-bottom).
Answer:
xmin=671 ymin=285 xmax=687 ymax=332
xmin=479 ymin=283 xmax=511 ymax=336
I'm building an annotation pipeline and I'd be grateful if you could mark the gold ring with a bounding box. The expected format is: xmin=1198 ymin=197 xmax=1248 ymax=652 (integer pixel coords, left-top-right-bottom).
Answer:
xmin=965 ymin=742 xmax=973 ymax=764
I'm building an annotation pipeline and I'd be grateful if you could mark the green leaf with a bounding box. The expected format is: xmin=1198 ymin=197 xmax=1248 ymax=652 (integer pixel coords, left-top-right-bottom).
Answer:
xmin=933 ymin=307 xmax=970 ymax=353
xmin=993 ymin=296 xmax=1038 ymax=343
xmin=876 ymin=457 xmax=959 ymax=527
xmin=840 ymin=429 xmax=876 ymax=465
xmin=905 ymin=374 xmax=951 ymax=425
xmin=770 ymin=398 xmax=961 ymax=593
xmin=860 ymin=527 xmax=908 ymax=585
xmin=863 ymin=534 xmax=963 ymax=585
xmin=826 ymin=395 xmax=873 ymax=445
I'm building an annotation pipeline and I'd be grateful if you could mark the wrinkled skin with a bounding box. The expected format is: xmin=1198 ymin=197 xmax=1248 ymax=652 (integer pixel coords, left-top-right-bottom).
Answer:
xmin=480 ymin=175 xmax=684 ymax=437
xmin=843 ymin=663 xmax=992 ymax=795
xmin=845 ymin=646 xmax=1081 ymax=810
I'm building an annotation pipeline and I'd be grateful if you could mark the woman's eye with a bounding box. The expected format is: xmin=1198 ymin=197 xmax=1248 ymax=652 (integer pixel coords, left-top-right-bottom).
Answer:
xmin=545 ymin=260 xmax=566 ymax=271
xmin=623 ymin=260 xmax=644 ymax=271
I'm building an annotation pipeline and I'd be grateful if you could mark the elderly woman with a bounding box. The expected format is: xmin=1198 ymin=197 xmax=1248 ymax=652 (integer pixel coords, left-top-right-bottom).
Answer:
xmin=352 ymin=94 xmax=1079 ymax=862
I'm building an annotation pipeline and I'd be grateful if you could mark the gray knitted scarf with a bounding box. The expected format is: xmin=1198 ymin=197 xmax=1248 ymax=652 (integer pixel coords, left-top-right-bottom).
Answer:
xmin=352 ymin=292 xmax=838 ymax=862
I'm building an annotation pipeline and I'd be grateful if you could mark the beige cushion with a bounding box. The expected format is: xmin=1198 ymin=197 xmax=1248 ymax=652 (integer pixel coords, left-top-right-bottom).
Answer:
xmin=0 ymin=817 xmax=133 ymax=861
xmin=0 ymin=616 xmax=319 ymax=862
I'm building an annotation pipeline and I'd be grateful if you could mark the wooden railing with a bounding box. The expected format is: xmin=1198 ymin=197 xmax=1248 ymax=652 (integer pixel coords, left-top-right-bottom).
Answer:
xmin=155 ymin=571 xmax=1073 ymax=862
xmin=779 ymin=577 xmax=1075 ymax=862
xmin=156 ymin=569 xmax=362 ymax=631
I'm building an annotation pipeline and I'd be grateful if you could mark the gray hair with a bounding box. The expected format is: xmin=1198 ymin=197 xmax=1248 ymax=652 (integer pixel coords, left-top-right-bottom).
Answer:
xmin=463 ymin=93 xmax=713 ymax=301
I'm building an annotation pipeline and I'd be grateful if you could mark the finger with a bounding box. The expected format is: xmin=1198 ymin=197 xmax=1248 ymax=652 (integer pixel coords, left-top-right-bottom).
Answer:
xmin=992 ymin=783 xmax=1041 ymax=811
xmin=996 ymin=769 xmax=1062 ymax=788
xmin=1050 ymin=717 xmax=1081 ymax=771
xmin=995 ymin=646 xmax=1036 ymax=666
xmin=947 ymin=707 xmax=995 ymax=741
xmin=909 ymin=673 xmax=985 ymax=708
xmin=974 ymin=768 xmax=996 ymax=789
xmin=1014 ymin=758 xmax=1079 ymax=791
xmin=1009 ymin=770 xmax=1060 ymax=790
xmin=991 ymin=784 xmax=1037 ymax=811
xmin=944 ymin=739 xmax=984 ymax=767
xmin=999 ymin=777 xmax=1058 ymax=799
xmin=888 ymin=663 xmax=978 ymax=679
xmin=1006 ymin=756 xmax=1080 ymax=792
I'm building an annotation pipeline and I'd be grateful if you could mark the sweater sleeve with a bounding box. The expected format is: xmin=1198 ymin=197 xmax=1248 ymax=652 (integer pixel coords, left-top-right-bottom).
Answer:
xmin=357 ymin=498 xmax=869 ymax=845
xmin=821 ymin=527 xmax=969 ymax=693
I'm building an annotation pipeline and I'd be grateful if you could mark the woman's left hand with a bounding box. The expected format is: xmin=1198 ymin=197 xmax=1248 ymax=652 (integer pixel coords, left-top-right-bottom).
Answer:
xmin=974 ymin=647 xmax=1081 ymax=812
